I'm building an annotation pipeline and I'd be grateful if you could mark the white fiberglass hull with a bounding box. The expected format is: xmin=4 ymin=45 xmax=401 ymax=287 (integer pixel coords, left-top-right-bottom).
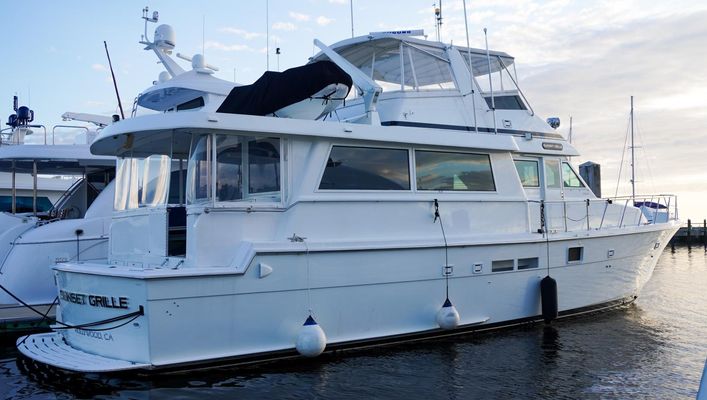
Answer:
xmin=18 ymin=223 xmax=677 ymax=372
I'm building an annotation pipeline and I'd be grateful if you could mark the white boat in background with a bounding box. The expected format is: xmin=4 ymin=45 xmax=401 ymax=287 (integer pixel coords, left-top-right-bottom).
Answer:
xmin=0 ymin=98 xmax=116 ymax=331
xmin=18 ymin=12 xmax=679 ymax=372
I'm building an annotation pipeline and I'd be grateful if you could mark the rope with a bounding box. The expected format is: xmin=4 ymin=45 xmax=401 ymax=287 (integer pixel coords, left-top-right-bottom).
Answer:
xmin=434 ymin=199 xmax=450 ymax=300
xmin=541 ymin=201 xmax=551 ymax=277
xmin=0 ymin=283 xmax=144 ymax=332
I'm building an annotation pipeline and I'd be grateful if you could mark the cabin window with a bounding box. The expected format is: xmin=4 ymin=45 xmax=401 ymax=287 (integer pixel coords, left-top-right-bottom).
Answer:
xmin=562 ymin=162 xmax=584 ymax=188
xmin=186 ymin=135 xmax=212 ymax=204
xmin=544 ymin=159 xmax=561 ymax=189
xmin=114 ymin=155 xmax=172 ymax=210
xmin=517 ymin=257 xmax=539 ymax=270
xmin=176 ymin=97 xmax=205 ymax=111
xmin=492 ymin=259 xmax=514 ymax=272
xmin=415 ymin=151 xmax=495 ymax=191
xmin=319 ymin=146 xmax=410 ymax=190
xmin=214 ymin=135 xmax=281 ymax=202
xmin=514 ymin=160 xmax=539 ymax=187
xmin=187 ymin=134 xmax=281 ymax=204
xmin=0 ymin=196 xmax=52 ymax=213
xmin=568 ymin=246 xmax=583 ymax=262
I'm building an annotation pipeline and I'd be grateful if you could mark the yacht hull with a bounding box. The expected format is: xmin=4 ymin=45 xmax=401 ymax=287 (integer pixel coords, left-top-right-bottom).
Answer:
xmin=17 ymin=223 xmax=678 ymax=372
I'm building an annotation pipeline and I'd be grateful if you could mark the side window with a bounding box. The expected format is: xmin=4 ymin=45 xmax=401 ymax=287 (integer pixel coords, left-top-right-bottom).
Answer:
xmin=562 ymin=162 xmax=584 ymax=188
xmin=544 ymin=159 xmax=561 ymax=189
xmin=319 ymin=146 xmax=410 ymax=190
xmin=415 ymin=151 xmax=495 ymax=191
xmin=248 ymin=138 xmax=281 ymax=194
xmin=514 ymin=160 xmax=539 ymax=187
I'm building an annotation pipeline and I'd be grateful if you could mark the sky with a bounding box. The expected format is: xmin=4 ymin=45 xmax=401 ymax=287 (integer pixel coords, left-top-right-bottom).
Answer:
xmin=1 ymin=0 xmax=706 ymax=221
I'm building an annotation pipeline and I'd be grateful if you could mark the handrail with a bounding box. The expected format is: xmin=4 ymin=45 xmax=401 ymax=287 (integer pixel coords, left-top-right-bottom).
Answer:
xmin=532 ymin=194 xmax=678 ymax=234
xmin=0 ymin=124 xmax=95 ymax=146
xmin=52 ymin=125 xmax=89 ymax=145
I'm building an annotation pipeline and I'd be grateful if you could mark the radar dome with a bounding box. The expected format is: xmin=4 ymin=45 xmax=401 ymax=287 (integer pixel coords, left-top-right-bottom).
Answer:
xmin=158 ymin=71 xmax=171 ymax=83
xmin=154 ymin=24 xmax=176 ymax=50
xmin=192 ymin=54 xmax=205 ymax=69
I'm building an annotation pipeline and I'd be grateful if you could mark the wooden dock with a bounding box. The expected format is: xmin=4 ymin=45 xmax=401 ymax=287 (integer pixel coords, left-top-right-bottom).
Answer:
xmin=670 ymin=219 xmax=707 ymax=246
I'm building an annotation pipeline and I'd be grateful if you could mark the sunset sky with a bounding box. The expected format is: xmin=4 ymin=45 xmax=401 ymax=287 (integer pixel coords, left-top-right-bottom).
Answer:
xmin=2 ymin=0 xmax=705 ymax=220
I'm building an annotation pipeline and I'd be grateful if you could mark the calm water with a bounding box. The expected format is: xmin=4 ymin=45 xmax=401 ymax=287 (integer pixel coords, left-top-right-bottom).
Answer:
xmin=2 ymin=246 xmax=706 ymax=399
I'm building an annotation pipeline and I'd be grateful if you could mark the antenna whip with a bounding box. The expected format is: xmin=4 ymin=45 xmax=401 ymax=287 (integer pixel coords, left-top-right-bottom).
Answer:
xmin=104 ymin=41 xmax=125 ymax=120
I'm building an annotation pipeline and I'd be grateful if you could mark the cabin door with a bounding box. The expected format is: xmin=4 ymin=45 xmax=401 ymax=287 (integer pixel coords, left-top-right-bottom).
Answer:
xmin=514 ymin=156 xmax=564 ymax=232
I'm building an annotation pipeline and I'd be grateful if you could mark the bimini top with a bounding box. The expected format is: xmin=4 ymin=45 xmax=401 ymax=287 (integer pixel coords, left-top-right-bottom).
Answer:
xmin=217 ymin=60 xmax=352 ymax=116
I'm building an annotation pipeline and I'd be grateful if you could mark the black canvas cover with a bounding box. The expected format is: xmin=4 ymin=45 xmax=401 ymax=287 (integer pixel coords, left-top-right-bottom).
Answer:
xmin=217 ymin=60 xmax=353 ymax=116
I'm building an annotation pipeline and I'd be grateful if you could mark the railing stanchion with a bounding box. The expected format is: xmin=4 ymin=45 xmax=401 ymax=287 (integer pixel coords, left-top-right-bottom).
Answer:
xmin=586 ymin=199 xmax=590 ymax=230
xmin=619 ymin=199 xmax=628 ymax=228
xmin=563 ymin=201 xmax=568 ymax=232
xmin=599 ymin=200 xmax=608 ymax=229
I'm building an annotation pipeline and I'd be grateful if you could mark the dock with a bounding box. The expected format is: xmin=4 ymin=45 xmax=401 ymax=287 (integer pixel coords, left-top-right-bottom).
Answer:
xmin=669 ymin=219 xmax=707 ymax=246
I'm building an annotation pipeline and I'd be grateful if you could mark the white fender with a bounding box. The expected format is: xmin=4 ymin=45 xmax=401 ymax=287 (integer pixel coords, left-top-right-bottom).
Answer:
xmin=436 ymin=298 xmax=460 ymax=330
xmin=296 ymin=315 xmax=327 ymax=357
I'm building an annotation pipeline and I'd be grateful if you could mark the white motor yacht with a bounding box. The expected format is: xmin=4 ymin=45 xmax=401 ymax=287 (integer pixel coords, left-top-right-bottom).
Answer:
xmin=0 ymin=99 xmax=116 ymax=331
xmin=18 ymin=15 xmax=679 ymax=372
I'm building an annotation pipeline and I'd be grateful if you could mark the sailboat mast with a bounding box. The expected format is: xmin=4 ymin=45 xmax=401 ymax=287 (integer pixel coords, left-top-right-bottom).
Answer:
xmin=630 ymin=96 xmax=635 ymax=201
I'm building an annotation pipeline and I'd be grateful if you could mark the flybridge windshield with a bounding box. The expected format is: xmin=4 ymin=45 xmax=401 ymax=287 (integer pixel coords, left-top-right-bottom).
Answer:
xmin=334 ymin=38 xmax=456 ymax=91
xmin=462 ymin=52 xmax=526 ymax=110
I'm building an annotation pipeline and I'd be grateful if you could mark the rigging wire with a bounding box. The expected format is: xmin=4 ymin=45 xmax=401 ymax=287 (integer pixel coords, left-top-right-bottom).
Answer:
xmin=614 ymin=114 xmax=631 ymax=197
xmin=634 ymin=113 xmax=657 ymax=194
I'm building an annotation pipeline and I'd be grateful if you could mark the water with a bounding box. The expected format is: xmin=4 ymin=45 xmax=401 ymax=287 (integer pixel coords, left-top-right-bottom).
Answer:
xmin=2 ymin=246 xmax=706 ymax=399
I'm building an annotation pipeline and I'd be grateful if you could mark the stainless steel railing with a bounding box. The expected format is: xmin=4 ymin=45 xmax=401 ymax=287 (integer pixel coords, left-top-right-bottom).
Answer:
xmin=534 ymin=194 xmax=678 ymax=234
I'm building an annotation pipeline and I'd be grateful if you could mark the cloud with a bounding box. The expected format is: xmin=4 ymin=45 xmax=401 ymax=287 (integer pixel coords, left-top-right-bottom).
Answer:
xmin=328 ymin=0 xmax=347 ymax=4
xmin=316 ymin=16 xmax=334 ymax=26
xmin=220 ymin=27 xmax=262 ymax=40
xmin=510 ymin=10 xmax=707 ymax=215
xmin=272 ymin=22 xmax=297 ymax=31
xmin=289 ymin=11 xmax=310 ymax=22
xmin=204 ymin=40 xmax=257 ymax=52
xmin=91 ymin=63 xmax=108 ymax=72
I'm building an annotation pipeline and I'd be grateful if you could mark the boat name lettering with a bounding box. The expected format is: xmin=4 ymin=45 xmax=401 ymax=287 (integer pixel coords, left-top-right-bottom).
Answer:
xmin=59 ymin=290 xmax=129 ymax=309
xmin=542 ymin=142 xmax=563 ymax=151
xmin=74 ymin=329 xmax=114 ymax=341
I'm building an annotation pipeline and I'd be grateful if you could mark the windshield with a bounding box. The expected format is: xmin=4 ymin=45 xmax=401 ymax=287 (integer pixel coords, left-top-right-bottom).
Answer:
xmin=334 ymin=38 xmax=456 ymax=91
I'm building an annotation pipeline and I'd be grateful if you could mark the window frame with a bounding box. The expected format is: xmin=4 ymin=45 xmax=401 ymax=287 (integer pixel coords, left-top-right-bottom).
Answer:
xmin=561 ymin=162 xmax=585 ymax=189
xmin=186 ymin=132 xmax=285 ymax=209
xmin=316 ymin=144 xmax=413 ymax=192
xmin=413 ymin=149 xmax=497 ymax=193
xmin=513 ymin=158 xmax=540 ymax=188
xmin=544 ymin=158 xmax=562 ymax=189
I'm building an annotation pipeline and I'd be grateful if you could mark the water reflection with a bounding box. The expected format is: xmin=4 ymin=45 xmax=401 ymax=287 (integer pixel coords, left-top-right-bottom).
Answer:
xmin=2 ymin=248 xmax=705 ymax=399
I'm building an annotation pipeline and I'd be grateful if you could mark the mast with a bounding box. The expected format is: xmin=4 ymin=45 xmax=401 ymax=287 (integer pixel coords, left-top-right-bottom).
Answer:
xmin=630 ymin=96 xmax=635 ymax=201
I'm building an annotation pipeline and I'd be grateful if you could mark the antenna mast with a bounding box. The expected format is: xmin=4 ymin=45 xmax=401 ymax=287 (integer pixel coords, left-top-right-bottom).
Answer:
xmin=483 ymin=28 xmax=497 ymax=134
xmin=350 ymin=0 xmax=354 ymax=38
xmin=434 ymin=2 xmax=443 ymax=42
xmin=104 ymin=41 xmax=125 ymax=120
xmin=266 ymin=0 xmax=270 ymax=71
xmin=462 ymin=0 xmax=478 ymax=133
xmin=630 ymin=96 xmax=635 ymax=201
